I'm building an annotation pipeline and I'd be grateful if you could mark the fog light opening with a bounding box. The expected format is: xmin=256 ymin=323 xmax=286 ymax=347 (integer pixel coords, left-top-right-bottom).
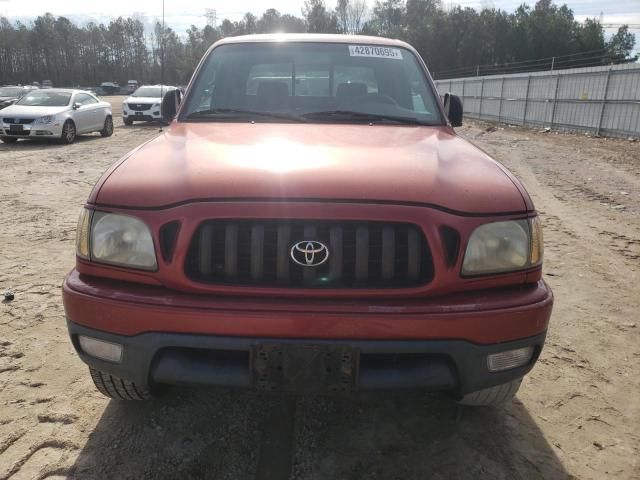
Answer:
xmin=487 ymin=346 xmax=534 ymax=372
xmin=78 ymin=336 xmax=123 ymax=363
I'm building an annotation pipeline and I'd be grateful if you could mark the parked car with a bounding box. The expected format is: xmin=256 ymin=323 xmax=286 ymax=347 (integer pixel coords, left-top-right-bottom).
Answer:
xmin=121 ymin=85 xmax=176 ymax=125
xmin=0 ymin=89 xmax=113 ymax=144
xmin=41 ymin=80 xmax=53 ymax=89
xmin=63 ymin=34 xmax=552 ymax=406
xmin=0 ymin=86 xmax=32 ymax=110
xmin=100 ymin=82 xmax=120 ymax=95
xmin=126 ymin=80 xmax=139 ymax=94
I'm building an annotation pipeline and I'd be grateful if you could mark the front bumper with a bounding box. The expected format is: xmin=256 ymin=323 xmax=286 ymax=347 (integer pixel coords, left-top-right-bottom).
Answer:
xmin=0 ymin=120 xmax=63 ymax=138
xmin=122 ymin=105 xmax=161 ymax=122
xmin=63 ymin=271 xmax=552 ymax=394
xmin=68 ymin=319 xmax=546 ymax=395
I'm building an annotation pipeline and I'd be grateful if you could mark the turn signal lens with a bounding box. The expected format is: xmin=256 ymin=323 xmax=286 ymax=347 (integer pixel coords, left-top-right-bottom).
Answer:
xmin=487 ymin=346 xmax=534 ymax=372
xmin=75 ymin=208 xmax=92 ymax=258
xmin=530 ymin=216 xmax=544 ymax=265
xmin=78 ymin=336 xmax=123 ymax=363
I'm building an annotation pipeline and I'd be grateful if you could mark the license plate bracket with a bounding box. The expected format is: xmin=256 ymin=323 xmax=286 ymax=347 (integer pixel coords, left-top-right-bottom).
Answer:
xmin=9 ymin=124 xmax=23 ymax=133
xmin=251 ymin=344 xmax=358 ymax=394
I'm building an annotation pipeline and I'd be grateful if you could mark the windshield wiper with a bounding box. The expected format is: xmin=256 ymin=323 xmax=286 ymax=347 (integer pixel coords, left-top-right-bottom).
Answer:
xmin=186 ymin=108 xmax=306 ymax=122
xmin=301 ymin=110 xmax=430 ymax=125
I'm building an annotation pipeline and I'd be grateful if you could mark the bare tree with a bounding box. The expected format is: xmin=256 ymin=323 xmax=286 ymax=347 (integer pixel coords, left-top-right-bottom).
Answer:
xmin=348 ymin=0 xmax=368 ymax=34
xmin=336 ymin=0 xmax=368 ymax=34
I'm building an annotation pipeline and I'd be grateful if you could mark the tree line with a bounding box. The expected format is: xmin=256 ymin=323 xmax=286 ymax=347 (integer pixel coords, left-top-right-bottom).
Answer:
xmin=0 ymin=0 xmax=636 ymax=86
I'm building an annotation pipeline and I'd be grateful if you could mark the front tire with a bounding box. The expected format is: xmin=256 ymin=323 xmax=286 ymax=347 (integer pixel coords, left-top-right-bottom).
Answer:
xmin=60 ymin=120 xmax=76 ymax=144
xmin=89 ymin=367 xmax=154 ymax=400
xmin=458 ymin=378 xmax=522 ymax=407
xmin=0 ymin=136 xmax=18 ymax=144
xmin=123 ymin=118 xmax=133 ymax=126
xmin=100 ymin=116 xmax=114 ymax=137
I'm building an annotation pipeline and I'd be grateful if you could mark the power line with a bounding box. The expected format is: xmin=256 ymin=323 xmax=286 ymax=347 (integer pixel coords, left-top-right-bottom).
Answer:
xmin=435 ymin=52 xmax=630 ymax=79
xmin=433 ymin=47 xmax=613 ymax=77
xmin=432 ymin=43 xmax=640 ymax=78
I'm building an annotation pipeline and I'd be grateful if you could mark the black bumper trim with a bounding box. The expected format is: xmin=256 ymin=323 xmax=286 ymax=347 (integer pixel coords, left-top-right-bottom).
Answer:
xmin=67 ymin=319 xmax=546 ymax=395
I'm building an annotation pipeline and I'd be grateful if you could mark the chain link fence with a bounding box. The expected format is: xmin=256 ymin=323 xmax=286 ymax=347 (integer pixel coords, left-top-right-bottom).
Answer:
xmin=434 ymin=64 xmax=640 ymax=139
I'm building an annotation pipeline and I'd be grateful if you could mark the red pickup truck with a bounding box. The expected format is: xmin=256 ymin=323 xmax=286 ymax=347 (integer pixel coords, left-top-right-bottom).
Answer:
xmin=63 ymin=34 xmax=552 ymax=406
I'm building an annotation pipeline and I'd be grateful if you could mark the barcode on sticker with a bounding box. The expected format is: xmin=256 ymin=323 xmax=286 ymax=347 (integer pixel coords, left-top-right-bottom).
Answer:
xmin=348 ymin=45 xmax=403 ymax=59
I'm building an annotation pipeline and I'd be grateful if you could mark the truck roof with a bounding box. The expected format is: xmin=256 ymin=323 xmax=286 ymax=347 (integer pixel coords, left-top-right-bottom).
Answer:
xmin=216 ymin=33 xmax=412 ymax=49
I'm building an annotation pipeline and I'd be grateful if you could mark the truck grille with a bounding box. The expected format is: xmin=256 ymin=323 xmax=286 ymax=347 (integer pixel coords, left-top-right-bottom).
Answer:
xmin=185 ymin=220 xmax=433 ymax=289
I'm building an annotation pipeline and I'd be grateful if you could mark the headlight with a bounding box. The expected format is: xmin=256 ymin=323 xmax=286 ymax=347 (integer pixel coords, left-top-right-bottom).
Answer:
xmin=35 ymin=114 xmax=57 ymax=125
xmin=75 ymin=209 xmax=157 ymax=270
xmin=462 ymin=217 xmax=543 ymax=276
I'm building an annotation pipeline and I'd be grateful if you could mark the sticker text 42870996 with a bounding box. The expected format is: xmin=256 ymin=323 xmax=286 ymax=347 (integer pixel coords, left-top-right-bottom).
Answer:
xmin=348 ymin=45 xmax=403 ymax=60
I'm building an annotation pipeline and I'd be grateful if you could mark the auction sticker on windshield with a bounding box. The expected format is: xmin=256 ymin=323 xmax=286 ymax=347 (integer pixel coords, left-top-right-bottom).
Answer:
xmin=348 ymin=45 xmax=403 ymax=59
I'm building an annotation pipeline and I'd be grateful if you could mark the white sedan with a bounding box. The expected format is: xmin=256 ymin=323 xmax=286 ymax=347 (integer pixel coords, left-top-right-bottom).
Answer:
xmin=0 ymin=89 xmax=113 ymax=144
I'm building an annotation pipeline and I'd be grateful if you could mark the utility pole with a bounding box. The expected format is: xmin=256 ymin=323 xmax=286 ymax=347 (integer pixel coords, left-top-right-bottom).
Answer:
xmin=160 ymin=0 xmax=165 ymax=121
xmin=161 ymin=1 xmax=165 ymax=90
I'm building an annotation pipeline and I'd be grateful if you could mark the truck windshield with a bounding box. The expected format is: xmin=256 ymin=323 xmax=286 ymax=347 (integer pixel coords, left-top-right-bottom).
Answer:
xmin=182 ymin=42 xmax=444 ymax=125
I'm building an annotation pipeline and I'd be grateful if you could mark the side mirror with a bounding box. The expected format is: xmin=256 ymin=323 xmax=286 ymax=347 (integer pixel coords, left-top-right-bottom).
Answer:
xmin=161 ymin=89 xmax=183 ymax=123
xmin=443 ymin=93 xmax=463 ymax=127
xmin=72 ymin=102 xmax=81 ymax=110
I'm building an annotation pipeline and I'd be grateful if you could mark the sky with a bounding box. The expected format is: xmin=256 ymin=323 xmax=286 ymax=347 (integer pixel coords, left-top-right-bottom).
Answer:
xmin=1 ymin=0 xmax=638 ymax=49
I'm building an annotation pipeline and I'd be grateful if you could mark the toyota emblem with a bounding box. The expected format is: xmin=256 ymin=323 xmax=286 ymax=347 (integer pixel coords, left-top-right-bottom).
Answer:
xmin=290 ymin=241 xmax=330 ymax=267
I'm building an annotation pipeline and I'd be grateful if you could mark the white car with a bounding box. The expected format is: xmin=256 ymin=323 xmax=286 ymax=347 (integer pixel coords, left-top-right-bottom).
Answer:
xmin=0 ymin=89 xmax=113 ymax=144
xmin=122 ymin=85 xmax=176 ymax=125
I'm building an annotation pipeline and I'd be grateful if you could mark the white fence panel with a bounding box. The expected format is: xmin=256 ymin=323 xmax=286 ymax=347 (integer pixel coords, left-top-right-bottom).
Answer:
xmin=434 ymin=64 xmax=640 ymax=138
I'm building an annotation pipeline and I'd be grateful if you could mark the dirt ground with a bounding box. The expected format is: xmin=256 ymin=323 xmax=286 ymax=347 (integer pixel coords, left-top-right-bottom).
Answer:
xmin=1 ymin=97 xmax=639 ymax=480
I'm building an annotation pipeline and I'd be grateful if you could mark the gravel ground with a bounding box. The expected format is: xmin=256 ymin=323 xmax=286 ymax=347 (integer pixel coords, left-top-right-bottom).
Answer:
xmin=0 ymin=98 xmax=638 ymax=479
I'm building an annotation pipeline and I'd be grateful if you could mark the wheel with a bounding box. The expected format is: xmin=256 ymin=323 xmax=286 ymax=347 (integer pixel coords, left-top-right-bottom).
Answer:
xmin=0 ymin=136 xmax=18 ymax=144
xmin=123 ymin=118 xmax=133 ymax=126
xmin=100 ymin=116 xmax=114 ymax=137
xmin=89 ymin=367 xmax=155 ymax=401
xmin=60 ymin=120 xmax=76 ymax=144
xmin=458 ymin=378 xmax=522 ymax=407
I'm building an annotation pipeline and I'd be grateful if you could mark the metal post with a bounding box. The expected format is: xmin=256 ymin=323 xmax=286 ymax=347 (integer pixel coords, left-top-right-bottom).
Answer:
xmin=498 ymin=77 xmax=505 ymax=123
xmin=462 ymin=78 xmax=466 ymax=102
xmin=550 ymin=56 xmax=555 ymax=72
xmin=161 ymin=0 xmax=165 ymax=100
xmin=522 ymin=75 xmax=531 ymax=126
xmin=478 ymin=77 xmax=485 ymax=120
xmin=549 ymin=74 xmax=560 ymax=129
xmin=596 ymin=69 xmax=612 ymax=136
xmin=476 ymin=65 xmax=480 ymax=77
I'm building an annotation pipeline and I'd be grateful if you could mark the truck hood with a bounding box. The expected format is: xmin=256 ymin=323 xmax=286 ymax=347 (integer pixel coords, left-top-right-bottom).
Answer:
xmin=93 ymin=122 xmax=528 ymax=214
